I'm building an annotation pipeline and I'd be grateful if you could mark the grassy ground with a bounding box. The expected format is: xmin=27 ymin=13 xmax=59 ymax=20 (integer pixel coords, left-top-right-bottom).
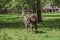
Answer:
xmin=0 ymin=13 xmax=60 ymax=40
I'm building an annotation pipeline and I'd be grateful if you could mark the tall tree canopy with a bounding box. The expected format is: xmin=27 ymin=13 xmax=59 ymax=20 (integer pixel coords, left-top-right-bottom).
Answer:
xmin=53 ymin=0 xmax=60 ymax=7
xmin=0 ymin=0 xmax=12 ymax=8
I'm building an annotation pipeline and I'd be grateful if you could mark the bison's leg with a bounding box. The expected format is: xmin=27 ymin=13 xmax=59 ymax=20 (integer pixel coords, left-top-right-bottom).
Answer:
xmin=30 ymin=24 xmax=33 ymax=32
xmin=31 ymin=26 xmax=33 ymax=33
xmin=35 ymin=24 xmax=37 ymax=33
xmin=25 ymin=24 xmax=29 ymax=32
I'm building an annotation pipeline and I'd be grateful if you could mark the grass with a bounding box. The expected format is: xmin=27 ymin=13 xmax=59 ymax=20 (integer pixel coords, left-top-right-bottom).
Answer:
xmin=0 ymin=13 xmax=60 ymax=40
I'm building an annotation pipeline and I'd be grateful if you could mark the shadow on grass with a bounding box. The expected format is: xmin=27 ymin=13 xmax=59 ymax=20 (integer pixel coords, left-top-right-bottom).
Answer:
xmin=34 ymin=31 xmax=47 ymax=34
xmin=0 ymin=19 xmax=60 ymax=30
xmin=0 ymin=21 xmax=25 ymax=29
xmin=38 ymin=19 xmax=60 ymax=29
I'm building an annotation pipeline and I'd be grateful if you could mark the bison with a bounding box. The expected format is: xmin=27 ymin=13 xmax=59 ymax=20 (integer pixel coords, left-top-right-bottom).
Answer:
xmin=23 ymin=14 xmax=38 ymax=33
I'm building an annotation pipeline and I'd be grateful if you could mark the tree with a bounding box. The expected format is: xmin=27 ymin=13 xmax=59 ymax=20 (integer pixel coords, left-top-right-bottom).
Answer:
xmin=0 ymin=0 xmax=13 ymax=8
xmin=0 ymin=0 xmax=12 ymax=13
xmin=29 ymin=0 xmax=36 ymax=13
xmin=15 ymin=0 xmax=29 ymax=16
xmin=36 ymin=0 xmax=42 ymax=22
xmin=53 ymin=0 xmax=60 ymax=7
xmin=27 ymin=0 xmax=42 ymax=22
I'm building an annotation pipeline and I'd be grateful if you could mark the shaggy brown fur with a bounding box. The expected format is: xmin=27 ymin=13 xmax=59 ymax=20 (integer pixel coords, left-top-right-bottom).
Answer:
xmin=23 ymin=14 xmax=38 ymax=33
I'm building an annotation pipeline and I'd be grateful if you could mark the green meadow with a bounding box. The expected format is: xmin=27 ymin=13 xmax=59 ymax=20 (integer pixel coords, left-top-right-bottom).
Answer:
xmin=0 ymin=13 xmax=60 ymax=40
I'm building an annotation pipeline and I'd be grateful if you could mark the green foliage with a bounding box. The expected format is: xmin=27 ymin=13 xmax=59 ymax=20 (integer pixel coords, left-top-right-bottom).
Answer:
xmin=0 ymin=0 xmax=29 ymax=9
xmin=41 ymin=0 xmax=53 ymax=8
xmin=53 ymin=0 xmax=60 ymax=7
xmin=0 ymin=0 xmax=12 ymax=8
xmin=0 ymin=0 xmax=60 ymax=9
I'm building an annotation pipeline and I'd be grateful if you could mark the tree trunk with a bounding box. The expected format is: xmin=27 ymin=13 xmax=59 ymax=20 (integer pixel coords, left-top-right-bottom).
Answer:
xmin=22 ymin=6 xmax=24 ymax=16
xmin=17 ymin=8 xmax=19 ymax=18
xmin=36 ymin=0 xmax=42 ymax=22
xmin=29 ymin=0 xmax=36 ymax=13
xmin=5 ymin=8 xmax=7 ymax=14
xmin=32 ymin=5 xmax=36 ymax=13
